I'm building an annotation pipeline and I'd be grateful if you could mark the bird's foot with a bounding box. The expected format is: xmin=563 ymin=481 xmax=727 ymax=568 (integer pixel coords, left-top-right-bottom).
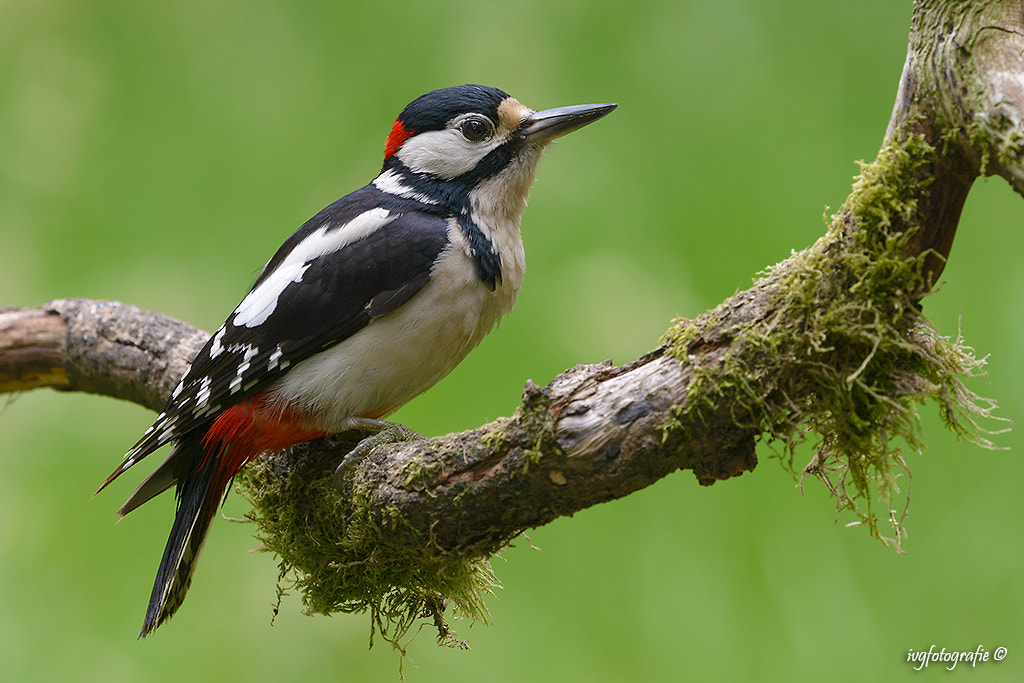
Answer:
xmin=332 ymin=420 xmax=424 ymax=491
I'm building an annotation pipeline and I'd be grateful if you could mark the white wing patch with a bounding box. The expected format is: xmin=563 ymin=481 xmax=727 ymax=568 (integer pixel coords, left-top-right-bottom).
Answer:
xmin=208 ymin=326 xmax=227 ymax=359
xmin=228 ymin=345 xmax=260 ymax=394
xmin=195 ymin=376 xmax=212 ymax=408
xmin=232 ymin=208 xmax=396 ymax=329
xmin=232 ymin=262 xmax=309 ymax=328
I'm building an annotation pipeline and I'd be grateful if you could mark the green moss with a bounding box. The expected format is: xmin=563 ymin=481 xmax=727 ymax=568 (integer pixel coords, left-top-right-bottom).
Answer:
xmin=233 ymin=127 xmax=1001 ymax=662
xmin=237 ymin=441 xmax=499 ymax=659
xmin=997 ymin=129 xmax=1024 ymax=168
xmin=233 ymin=377 xmax=563 ymax=660
xmin=508 ymin=382 xmax=558 ymax=473
xmin=479 ymin=418 xmax=510 ymax=452
xmin=399 ymin=456 xmax=441 ymax=490
xmin=663 ymin=132 xmax=1001 ymax=550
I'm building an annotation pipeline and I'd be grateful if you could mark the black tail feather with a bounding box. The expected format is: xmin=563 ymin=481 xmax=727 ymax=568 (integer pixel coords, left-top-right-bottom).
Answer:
xmin=138 ymin=435 xmax=218 ymax=638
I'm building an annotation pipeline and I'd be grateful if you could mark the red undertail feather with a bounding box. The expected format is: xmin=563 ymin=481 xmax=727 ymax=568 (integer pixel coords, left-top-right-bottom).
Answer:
xmin=139 ymin=394 xmax=326 ymax=637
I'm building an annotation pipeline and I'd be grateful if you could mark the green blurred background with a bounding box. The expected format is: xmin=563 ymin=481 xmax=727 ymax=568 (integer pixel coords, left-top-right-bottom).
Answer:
xmin=1 ymin=1 xmax=1021 ymax=680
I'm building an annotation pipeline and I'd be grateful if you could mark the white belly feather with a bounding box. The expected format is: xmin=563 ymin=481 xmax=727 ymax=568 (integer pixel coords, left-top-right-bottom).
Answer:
xmin=268 ymin=216 xmax=525 ymax=430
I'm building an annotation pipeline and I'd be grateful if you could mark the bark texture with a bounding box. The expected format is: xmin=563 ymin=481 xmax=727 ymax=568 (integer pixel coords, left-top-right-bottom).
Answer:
xmin=1 ymin=0 xmax=1020 ymax=644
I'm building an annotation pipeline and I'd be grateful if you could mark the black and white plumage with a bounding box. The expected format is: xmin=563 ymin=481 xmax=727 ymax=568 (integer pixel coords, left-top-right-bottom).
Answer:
xmin=96 ymin=84 xmax=616 ymax=637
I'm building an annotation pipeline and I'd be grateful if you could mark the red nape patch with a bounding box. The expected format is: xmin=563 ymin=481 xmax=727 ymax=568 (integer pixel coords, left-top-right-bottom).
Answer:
xmin=383 ymin=119 xmax=414 ymax=160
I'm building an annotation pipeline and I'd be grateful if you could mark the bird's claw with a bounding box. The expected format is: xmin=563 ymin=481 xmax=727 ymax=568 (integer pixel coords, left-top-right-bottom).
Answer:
xmin=332 ymin=421 xmax=424 ymax=492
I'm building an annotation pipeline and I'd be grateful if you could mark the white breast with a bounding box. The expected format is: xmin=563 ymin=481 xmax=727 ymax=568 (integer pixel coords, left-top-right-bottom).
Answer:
xmin=267 ymin=216 xmax=525 ymax=430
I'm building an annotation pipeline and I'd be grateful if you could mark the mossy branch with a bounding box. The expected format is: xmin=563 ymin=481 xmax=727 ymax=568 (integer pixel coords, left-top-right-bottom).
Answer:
xmin=0 ymin=0 xmax=1020 ymax=651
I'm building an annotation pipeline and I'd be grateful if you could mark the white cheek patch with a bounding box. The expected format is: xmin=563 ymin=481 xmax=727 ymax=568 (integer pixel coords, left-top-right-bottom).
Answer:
xmin=232 ymin=208 xmax=396 ymax=328
xmin=396 ymin=129 xmax=502 ymax=179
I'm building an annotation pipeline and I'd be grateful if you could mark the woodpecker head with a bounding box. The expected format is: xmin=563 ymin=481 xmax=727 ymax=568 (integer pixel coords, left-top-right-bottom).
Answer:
xmin=379 ymin=84 xmax=616 ymax=220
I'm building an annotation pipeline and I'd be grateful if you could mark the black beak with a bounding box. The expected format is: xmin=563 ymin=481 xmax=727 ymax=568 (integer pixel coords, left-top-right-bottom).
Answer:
xmin=520 ymin=102 xmax=617 ymax=145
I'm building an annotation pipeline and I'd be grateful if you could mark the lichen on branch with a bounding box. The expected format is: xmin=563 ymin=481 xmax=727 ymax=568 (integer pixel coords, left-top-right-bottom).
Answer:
xmin=2 ymin=0 xmax=1020 ymax=656
xmin=239 ymin=434 xmax=497 ymax=653
xmin=229 ymin=127 xmax=1004 ymax=657
xmin=664 ymin=132 xmax=1000 ymax=549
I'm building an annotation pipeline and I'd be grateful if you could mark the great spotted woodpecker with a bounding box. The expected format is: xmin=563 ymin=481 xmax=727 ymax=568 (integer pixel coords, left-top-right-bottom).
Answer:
xmin=96 ymin=84 xmax=615 ymax=637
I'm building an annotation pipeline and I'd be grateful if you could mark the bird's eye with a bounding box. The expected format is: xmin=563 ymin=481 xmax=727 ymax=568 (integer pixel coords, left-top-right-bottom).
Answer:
xmin=459 ymin=117 xmax=492 ymax=142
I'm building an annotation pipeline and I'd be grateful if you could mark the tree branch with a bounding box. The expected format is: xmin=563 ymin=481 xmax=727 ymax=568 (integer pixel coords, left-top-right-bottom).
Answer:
xmin=1 ymin=0 xmax=1019 ymax=647
xmin=1 ymin=299 xmax=207 ymax=411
